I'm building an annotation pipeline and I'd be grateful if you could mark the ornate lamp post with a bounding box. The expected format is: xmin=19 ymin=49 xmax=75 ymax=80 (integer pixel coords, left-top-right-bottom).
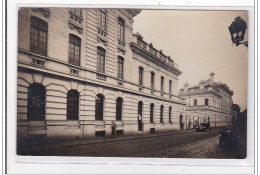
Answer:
xmin=228 ymin=16 xmax=248 ymax=47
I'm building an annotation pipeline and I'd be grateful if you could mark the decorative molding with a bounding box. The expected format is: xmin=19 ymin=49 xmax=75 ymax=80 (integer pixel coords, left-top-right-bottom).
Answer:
xmin=97 ymin=38 xmax=108 ymax=47
xmin=31 ymin=8 xmax=50 ymax=18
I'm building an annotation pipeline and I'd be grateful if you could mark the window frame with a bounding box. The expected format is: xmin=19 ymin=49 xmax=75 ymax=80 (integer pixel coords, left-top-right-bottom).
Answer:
xmin=139 ymin=67 xmax=144 ymax=86
xmin=205 ymin=98 xmax=209 ymax=106
xmin=160 ymin=105 xmax=164 ymax=123
xmin=151 ymin=72 xmax=155 ymax=89
xmin=30 ymin=16 xmax=48 ymax=56
xmin=117 ymin=17 xmax=125 ymax=42
xmin=116 ymin=97 xmax=123 ymax=121
xmin=97 ymin=9 xmax=107 ymax=31
xmin=169 ymin=106 xmax=172 ymax=123
xmin=95 ymin=94 xmax=104 ymax=121
xmin=161 ymin=76 xmax=164 ymax=92
xmin=169 ymin=80 xmax=172 ymax=94
xmin=67 ymin=89 xmax=79 ymax=120
xmin=97 ymin=47 xmax=106 ymax=73
xmin=150 ymin=103 xmax=154 ymax=123
xmin=68 ymin=34 xmax=81 ymax=66
xmin=117 ymin=56 xmax=124 ymax=80
xmin=27 ymin=83 xmax=46 ymax=121
xmin=194 ymin=99 xmax=198 ymax=106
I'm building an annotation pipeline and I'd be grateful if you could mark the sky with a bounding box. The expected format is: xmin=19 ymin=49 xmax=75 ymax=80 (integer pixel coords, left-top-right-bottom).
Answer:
xmin=133 ymin=10 xmax=248 ymax=111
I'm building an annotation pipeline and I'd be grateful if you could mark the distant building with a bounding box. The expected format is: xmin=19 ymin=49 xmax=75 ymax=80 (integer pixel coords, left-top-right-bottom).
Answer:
xmin=232 ymin=104 xmax=241 ymax=126
xmin=179 ymin=72 xmax=233 ymax=129
xmin=17 ymin=8 xmax=186 ymax=140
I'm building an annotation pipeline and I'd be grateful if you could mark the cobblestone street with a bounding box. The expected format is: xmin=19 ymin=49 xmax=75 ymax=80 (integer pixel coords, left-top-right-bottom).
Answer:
xmin=19 ymin=128 xmax=246 ymax=159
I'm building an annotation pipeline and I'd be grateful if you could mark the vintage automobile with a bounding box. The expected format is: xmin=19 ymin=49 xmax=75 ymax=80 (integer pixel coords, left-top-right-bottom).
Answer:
xmin=219 ymin=127 xmax=240 ymax=148
xmin=195 ymin=122 xmax=211 ymax=132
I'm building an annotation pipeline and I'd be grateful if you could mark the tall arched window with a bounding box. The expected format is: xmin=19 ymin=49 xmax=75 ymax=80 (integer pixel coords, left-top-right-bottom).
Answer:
xmin=160 ymin=105 xmax=164 ymax=123
xmin=27 ymin=83 xmax=46 ymax=121
xmin=97 ymin=9 xmax=106 ymax=31
xmin=95 ymin=94 xmax=104 ymax=120
xmin=150 ymin=103 xmax=154 ymax=123
xmin=169 ymin=106 xmax=172 ymax=123
xmin=117 ymin=56 xmax=124 ymax=80
xmin=67 ymin=90 xmax=79 ymax=120
xmin=69 ymin=34 xmax=81 ymax=66
xmin=116 ymin=97 xmax=123 ymax=121
xmin=30 ymin=16 xmax=48 ymax=56
xmin=97 ymin=47 xmax=106 ymax=73
xmin=118 ymin=17 xmax=125 ymax=42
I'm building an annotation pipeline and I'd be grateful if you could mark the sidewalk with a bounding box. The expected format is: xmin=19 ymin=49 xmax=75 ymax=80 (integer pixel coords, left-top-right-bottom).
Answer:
xmin=19 ymin=129 xmax=197 ymax=151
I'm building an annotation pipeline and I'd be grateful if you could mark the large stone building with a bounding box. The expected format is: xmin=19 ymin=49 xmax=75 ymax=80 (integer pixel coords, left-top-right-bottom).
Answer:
xmin=17 ymin=8 xmax=186 ymax=140
xmin=179 ymin=73 xmax=233 ymax=129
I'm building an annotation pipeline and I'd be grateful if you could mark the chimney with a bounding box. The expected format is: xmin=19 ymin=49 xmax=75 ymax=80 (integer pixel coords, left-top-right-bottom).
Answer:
xmin=184 ymin=82 xmax=189 ymax=92
xmin=210 ymin=72 xmax=215 ymax=82
xmin=199 ymin=80 xmax=204 ymax=91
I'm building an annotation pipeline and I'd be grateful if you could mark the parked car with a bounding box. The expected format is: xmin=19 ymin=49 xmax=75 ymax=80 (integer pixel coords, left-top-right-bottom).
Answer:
xmin=219 ymin=127 xmax=240 ymax=148
xmin=195 ymin=122 xmax=211 ymax=132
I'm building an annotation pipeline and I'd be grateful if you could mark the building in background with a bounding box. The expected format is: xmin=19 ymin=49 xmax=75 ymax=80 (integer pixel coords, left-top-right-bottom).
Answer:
xmin=17 ymin=8 xmax=186 ymax=140
xmin=179 ymin=72 xmax=233 ymax=129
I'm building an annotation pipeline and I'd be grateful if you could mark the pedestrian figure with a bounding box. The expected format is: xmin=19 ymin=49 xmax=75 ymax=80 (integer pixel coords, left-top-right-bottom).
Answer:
xmin=112 ymin=122 xmax=116 ymax=136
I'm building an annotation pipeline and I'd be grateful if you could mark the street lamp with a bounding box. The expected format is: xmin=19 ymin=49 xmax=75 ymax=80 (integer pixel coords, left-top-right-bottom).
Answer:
xmin=228 ymin=16 xmax=248 ymax=47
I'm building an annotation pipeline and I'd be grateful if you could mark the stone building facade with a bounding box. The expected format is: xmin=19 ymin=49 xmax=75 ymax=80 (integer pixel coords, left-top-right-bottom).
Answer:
xmin=17 ymin=8 xmax=186 ymax=140
xmin=179 ymin=73 xmax=233 ymax=129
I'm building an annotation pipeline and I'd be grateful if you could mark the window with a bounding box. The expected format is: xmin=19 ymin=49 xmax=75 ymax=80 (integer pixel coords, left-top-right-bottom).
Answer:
xmin=97 ymin=47 xmax=106 ymax=73
xmin=205 ymin=98 xmax=208 ymax=106
xmin=71 ymin=8 xmax=82 ymax=17
xmin=151 ymin=72 xmax=155 ymax=89
xmin=95 ymin=94 xmax=104 ymax=120
xmin=150 ymin=103 xmax=154 ymax=123
xmin=97 ymin=9 xmax=106 ymax=31
xmin=27 ymin=83 xmax=46 ymax=121
xmin=118 ymin=17 xmax=125 ymax=42
xmin=69 ymin=34 xmax=81 ymax=66
xmin=169 ymin=106 xmax=172 ymax=123
xmin=117 ymin=56 xmax=124 ymax=79
xmin=30 ymin=16 xmax=48 ymax=56
xmin=161 ymin=76 xmax=164 ymax=92
xmin=116 ymin=98 xmax=123 ymax=121
xmin=194 ymin=99 xmax=197 ymax=106
xmin=67 ymin=90 xmax=79 ymax=120
xmin=160 ymin=105 xmax=164 ymax=123
xmin=139 ymin=67 xmax=143 ymax=86
xmin=169 ymin=80 xmax=172 ymax=94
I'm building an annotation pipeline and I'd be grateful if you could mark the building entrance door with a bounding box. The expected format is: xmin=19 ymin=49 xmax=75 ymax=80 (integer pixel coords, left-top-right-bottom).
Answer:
xmin=138 ymin=101 xmax=143 ymax=131
xmin=180 ymin=115 xmax=183 ymax=129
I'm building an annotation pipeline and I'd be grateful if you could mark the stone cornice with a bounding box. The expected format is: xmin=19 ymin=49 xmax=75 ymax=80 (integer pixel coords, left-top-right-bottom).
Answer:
xmin=179 ymin=90 xmax=222 ymax=98
xmin=130 ymin=42 xmax=182 ymax=76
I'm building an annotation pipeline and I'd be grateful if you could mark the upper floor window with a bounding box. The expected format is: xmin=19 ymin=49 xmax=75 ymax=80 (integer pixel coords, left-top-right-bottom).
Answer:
xmin=71 ymin=8 xmax=82 ymax=17
xmin=30 ymin=16 xmax=48 ymax=56
xmin=97 ymin=47 xmax=106 ymax=73
xmin=117 ymin=56 xmax=124 ymax=80
xmin=69 ymin=34 xmax=81 ymax=66
xmin=97 ymin=9 xmax=106 ymax=31
xmin=139 ymin=67 xmax=144 ymax=86
xmin=95 ymin=94 xmax=104 ymax=121
xmin=116 ymin=98 xmax=123 ymax=121
xmin=67 ymin=90 xmax=79 ymax=120
xmin=117 ymin=17 xmax=125 ymax=42
xmin=194 ymin=99 xmax=197 ymax=106
xmin=151 ymin=72 xmax=155 ymax=89
xmin=169 ymin=80 xmax=172 ymax=94
xmin=205 ymin=98 xmax=209 ymax=106
xmin=161 ymin=76 xmax=164 ymax=92
xmin=27 ymin=83 xmax=46 ymax=121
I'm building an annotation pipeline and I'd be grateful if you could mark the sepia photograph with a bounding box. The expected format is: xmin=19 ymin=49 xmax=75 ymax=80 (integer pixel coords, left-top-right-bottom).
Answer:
xmin=16 ymin=8 xmax=248 ymax=159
